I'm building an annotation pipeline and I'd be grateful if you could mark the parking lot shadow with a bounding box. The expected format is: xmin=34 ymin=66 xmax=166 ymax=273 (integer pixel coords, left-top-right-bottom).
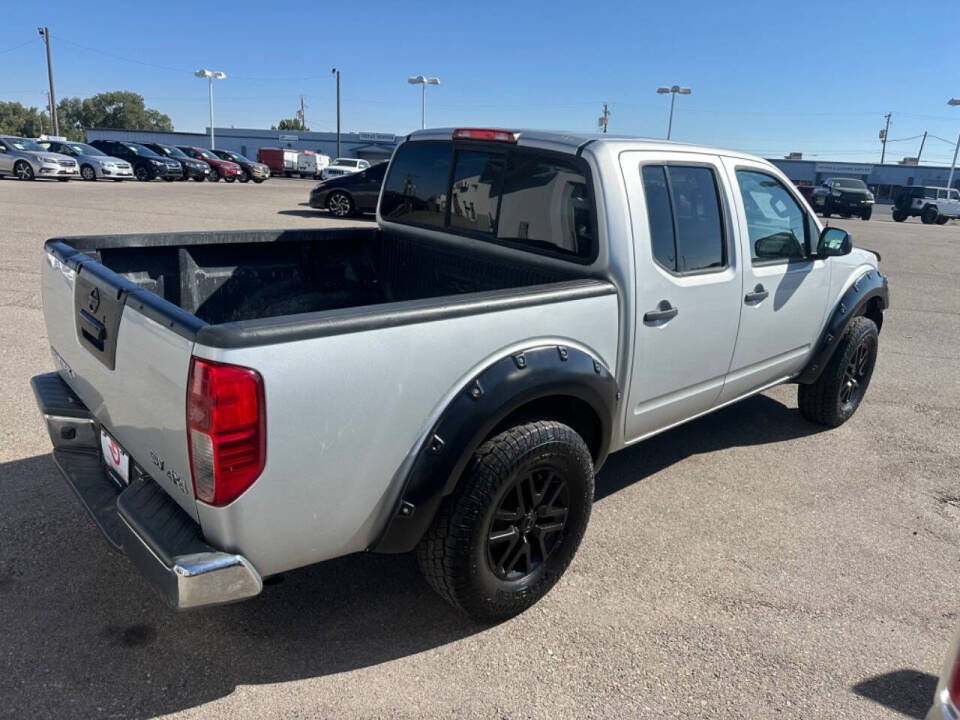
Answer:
xmin=0 ymin=392 xmax=822 ymax=718
xmin=852 ymin=669 xmax=938 ymax=718
xmin=595 ymin=393 xmax=825 ymax=501
xmin=0 ymin=454 xmax=484 ymax=718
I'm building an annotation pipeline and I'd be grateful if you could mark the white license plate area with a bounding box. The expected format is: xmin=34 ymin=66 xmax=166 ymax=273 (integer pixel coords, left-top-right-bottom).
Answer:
xmin=100 ymin=428 xmax=130 ymax=484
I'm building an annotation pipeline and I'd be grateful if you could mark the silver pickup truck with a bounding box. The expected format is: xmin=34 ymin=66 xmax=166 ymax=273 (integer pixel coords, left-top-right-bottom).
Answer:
xmin=32 ymin=128 xmax=889 ymax=621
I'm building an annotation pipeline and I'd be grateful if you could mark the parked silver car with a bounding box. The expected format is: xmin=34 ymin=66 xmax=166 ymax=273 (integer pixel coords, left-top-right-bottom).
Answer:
xmin=37 ymin=138 xmax=133 ymax=181
xmin=0 ymin=135 xmax=79 ymax=181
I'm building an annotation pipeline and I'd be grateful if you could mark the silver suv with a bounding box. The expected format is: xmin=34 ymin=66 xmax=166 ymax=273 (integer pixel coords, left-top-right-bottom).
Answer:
xmin=0 ymin=135 xmax=79 ymax=181
xmin=37 ymin=137 xmax=133 ymax=181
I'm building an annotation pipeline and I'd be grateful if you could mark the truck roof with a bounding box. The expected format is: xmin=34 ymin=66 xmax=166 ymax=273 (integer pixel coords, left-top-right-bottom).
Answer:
xmin=406 ymin=127 xmax=766 ymax=163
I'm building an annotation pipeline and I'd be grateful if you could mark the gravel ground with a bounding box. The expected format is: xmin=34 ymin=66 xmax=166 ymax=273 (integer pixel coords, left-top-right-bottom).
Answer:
xmin=0 ymin=177 xmax=957 ymax=719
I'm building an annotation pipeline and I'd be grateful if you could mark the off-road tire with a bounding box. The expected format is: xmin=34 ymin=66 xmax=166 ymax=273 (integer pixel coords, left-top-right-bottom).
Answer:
xmin=921 ymin=205 xmax=939 ymax=224
xmin=798 ymin=316 xmax=878 ymax=427
xmin=892 ymin=209 xmax=907 ymax=222
xmin=936 ymin=215 xmax=949 ymax=225
xmin=861 ymin=206 xmax=872 ymax=221
xmin=417 ymin=421 xmax=594 ymax=622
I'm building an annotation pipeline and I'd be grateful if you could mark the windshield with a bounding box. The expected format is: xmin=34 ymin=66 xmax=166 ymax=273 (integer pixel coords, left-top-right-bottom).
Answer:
xmin=332 ymin=159 xmax=358 ymax=167
xmin=157 ymin=145 xmax=188 ymax=159
xmin=70 ymin=143 xmax=105 ymax=156
xmin=228 ymin=152 xmax=250 ymax=162
xmin=122 ymin=142 xmax=161 ymax=158
xmin=9 ymin=138 xmax=44 ymax=152
xmin=199 ymin=150 xmax=218 ymax=160
xmin=831 ymin=178 xmax=867 ymax=190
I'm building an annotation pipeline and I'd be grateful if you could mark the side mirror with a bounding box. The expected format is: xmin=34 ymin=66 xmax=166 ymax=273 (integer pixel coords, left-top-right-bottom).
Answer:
xmin=817 ymin=227 xmax=852 ymax=257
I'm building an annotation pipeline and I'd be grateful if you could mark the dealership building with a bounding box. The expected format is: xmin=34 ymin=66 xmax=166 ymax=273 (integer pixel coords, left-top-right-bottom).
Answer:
xmin=769 ymin=159 xmax=959 ymax=200
xmin=84 ymin=127 xmax=400 ymax=164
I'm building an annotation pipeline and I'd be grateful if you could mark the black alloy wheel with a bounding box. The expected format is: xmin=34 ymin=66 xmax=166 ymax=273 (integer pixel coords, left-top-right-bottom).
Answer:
xmin=486 ymin=463 xmax=570 ymax=581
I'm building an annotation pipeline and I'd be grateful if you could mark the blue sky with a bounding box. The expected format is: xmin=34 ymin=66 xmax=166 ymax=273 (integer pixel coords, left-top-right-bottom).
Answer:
xmin=2 ymin=0 xmax=959 ymax=164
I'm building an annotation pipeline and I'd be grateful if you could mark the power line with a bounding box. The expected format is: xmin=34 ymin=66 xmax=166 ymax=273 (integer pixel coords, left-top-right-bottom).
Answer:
xmin=0 ymin=38 xmax=36 ymax=55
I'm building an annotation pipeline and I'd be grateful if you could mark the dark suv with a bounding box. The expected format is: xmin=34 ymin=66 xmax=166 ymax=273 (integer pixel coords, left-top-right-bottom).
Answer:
xmin=810 ymin=177 xmax=874 ymax=220
xmin=142 ymin=143 xmax=211 ymax=182
xmin=211 ymin=150 xmax=269 ymax=183
xmin=89 ymin=140 xmax=183 ymax=181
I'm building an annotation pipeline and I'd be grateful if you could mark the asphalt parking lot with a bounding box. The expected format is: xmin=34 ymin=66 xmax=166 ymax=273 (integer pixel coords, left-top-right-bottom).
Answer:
xmin=0 ymin=177 xmax=957 ymax=719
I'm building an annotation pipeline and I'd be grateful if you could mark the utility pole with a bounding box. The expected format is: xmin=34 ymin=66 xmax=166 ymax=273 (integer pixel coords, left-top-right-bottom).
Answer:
xmin=879 ymin=112 xmax=891 ymax=164
xmin=298 ymin=95 xmax=307 ymax=129
xmin=948 ymin=131 xmax=960 ymax=192
xmin=331 ymin=68 xmax=341 ymax=157
xmin=37 ymin=27 xmax=59 ymax=136
xmin=917 ymin=131 xmax=928 ymax=164
xmin=598 ymin=103 xmax=610 ymax=133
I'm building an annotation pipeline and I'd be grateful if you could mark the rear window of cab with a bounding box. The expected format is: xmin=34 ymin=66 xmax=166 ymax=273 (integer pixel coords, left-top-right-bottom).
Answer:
xmin=379 ymin=140 xmax=597 ymax=262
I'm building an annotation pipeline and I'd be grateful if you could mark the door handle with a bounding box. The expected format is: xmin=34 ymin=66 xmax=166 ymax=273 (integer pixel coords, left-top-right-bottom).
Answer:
xmin=744 ymin=284 xmax=769 ymax=304
xmin=643 ymin=301 xmax=678 ymax=323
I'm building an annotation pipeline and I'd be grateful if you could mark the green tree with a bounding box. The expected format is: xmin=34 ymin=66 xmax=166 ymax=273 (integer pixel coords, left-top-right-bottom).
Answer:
xmin=0 ymin=101 xmax=50 ymax=138
xmin=56 ymin=91 xmax=173 ymax=140
xmin=273 ymin=117 xmax=309 ymax=131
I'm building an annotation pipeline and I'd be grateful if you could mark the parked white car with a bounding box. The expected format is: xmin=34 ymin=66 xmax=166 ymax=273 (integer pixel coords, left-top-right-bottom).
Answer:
xmin=320 ymin=157 xmax=370 ymax=180
xmin=297 ymin=151 xmax=331 ymax=179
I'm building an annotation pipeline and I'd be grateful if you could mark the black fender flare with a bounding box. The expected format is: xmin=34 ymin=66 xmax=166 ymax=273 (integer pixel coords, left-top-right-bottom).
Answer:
xmin=373 ymin=344 xmax=619 ymax=554
xmin=796 ymin=268 xmax=889 ymax=384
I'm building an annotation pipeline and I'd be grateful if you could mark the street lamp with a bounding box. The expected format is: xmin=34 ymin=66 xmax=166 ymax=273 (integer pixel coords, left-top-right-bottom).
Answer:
xmin=947 ymin=98 xmax=960 ymax=190
xmin=408 ymin=75 xmax=440 ymax=130
xmin=656 ymin=85 xmax=691 ymax=140
xmin=195 ymin=69 xmax=226 ymax=149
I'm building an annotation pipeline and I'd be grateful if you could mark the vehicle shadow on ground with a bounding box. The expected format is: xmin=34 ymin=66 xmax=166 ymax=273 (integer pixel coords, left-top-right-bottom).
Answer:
xmin=595 ymin=393 xmax=825 ymax=501
xmin=852 ymin=669 xmax=938 ymax=718
xmin=0 ymin=393 xmax=823 ymax=718
xmin=276 ymin=208 xmax=376 ymax=221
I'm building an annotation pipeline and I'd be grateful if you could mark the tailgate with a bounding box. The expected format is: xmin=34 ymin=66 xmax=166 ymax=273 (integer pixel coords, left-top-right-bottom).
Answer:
xmin=42 ymin=244 xmax=202 ymax=521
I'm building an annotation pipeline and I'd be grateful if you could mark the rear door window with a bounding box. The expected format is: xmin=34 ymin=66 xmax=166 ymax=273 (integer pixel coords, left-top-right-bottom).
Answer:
xmin=640 ymin=164 xmax=726 ymax=273
xmin=379 ymin=142 xmax=452 ymax=229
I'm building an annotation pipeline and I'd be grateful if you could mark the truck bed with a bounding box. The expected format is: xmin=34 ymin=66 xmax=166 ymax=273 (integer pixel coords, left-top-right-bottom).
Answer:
xmin=50 ymin=227 xmax=577 ymax=327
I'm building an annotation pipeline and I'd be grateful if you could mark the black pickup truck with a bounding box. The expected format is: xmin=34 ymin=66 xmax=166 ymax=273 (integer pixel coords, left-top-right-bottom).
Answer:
xmin=810 ymin=177 xmax=875 ymax=220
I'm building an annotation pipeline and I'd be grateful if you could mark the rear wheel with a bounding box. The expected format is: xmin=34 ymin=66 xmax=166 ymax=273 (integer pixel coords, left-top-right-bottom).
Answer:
xmin=798 ymin=316 xmax=879 ymax=427
xmin=80 ymin=164 xmax=97 ymax=181
xmin=14 ymin=161 xmax=34 ymax=181
xmin=326 ymin=191 xmax=354 ymax=217
xmin=417 ymin=421 xmax=594 ymax=621
xmin=921 ymin=205 xmax=939 ymax=224
xmin=892 ymin=208 xmax=907 ymax=222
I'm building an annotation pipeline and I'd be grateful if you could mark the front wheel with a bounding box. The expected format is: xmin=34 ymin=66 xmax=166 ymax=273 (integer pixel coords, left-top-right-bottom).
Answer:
xmin=326 ymin=191 xmax=353 ymax=217
xmin=798 ymin=316 xmax=879 ymax=427
xmin=192 ymin=175 xmax=205 ymax=182
xmin=225 ymin=175 xmax=236 ymax=183
xmin=936 ymin=215 xmax=949 ymax=225
xmin=208 ymin=172 xmax=220 ymax=183
xmin=80 ymin=164 xmax=97 ymax=181
xmin=238 ymin=170 xmax=250 ymax=183
xmin=417 ymin=420 xmax=594 ymax=622
xmin=134 ymin=165 xmax=152 ymax=181
xmin=14 ymin=161 xmax=34 ymax=181
xmin=861 ymin=206 xmax=872 ymax=221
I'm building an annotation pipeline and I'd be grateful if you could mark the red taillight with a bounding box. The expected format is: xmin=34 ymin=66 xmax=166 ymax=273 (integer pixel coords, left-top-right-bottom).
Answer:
xmin=948 ymin=646 xmax=960 ymax=708
xmin=452 ymin=128 xmax=519 ymax=143
xmin=187 ymin=357 xmax=265 ymax=506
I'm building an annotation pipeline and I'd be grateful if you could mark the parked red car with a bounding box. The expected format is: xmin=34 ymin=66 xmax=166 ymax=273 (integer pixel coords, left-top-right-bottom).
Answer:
xmin=177 ymin=146 xmax=242 ymax=182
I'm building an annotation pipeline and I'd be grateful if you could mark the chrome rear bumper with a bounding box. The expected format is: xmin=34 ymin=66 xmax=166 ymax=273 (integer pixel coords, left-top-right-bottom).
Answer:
xmin=31 ymin=372 xmax=262 ymax=610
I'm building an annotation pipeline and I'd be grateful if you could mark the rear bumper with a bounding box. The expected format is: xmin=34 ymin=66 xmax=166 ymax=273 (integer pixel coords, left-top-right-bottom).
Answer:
xmin=31 ymin=372 xmax=262 ymax=610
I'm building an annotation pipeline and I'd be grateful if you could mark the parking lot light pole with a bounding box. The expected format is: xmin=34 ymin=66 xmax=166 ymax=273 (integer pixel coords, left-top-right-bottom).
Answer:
xmin=408 ymin=76 xmax=440 ymax=130
xmin=657 ymin=85 xmax=691 ymax=140
xmin=332 ymin=68 xmax=340 ymax=157
xmin=195 ymin=69 xmax=226 ymax=149
xmin=947 ymin=98 xmax=960 ymax=190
